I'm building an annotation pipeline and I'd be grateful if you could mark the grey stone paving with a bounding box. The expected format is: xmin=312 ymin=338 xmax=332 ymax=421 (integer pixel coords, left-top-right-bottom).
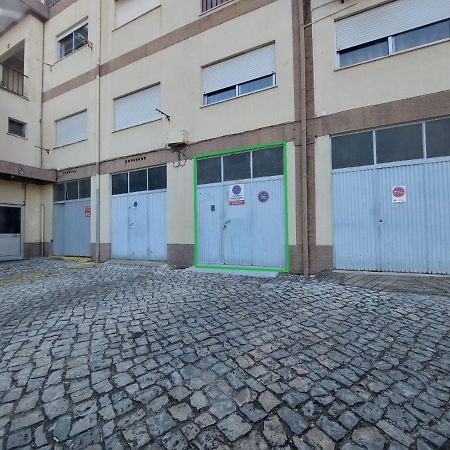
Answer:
xmin=0 ymin=258 xmax=449 ymax=449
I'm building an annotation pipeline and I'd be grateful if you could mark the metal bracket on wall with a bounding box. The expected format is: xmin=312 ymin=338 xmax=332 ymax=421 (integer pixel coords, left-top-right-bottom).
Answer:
xmin=172 ymin=147 xmax=188 ymax=168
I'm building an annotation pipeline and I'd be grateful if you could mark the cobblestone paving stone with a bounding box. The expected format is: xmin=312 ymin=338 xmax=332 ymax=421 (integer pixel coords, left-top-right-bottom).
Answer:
xmin=0 ymin=258 xmax=449 ymax=449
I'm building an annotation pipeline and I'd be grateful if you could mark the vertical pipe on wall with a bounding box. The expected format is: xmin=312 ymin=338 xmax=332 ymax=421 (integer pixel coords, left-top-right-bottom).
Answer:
xmin=95 ymin=0 xmax=102 ymax=262
xmin=292 ymin=0 xmax=310 ymax=276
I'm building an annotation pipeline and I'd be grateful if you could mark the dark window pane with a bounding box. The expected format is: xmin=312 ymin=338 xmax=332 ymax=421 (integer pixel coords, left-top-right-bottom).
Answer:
xmin=239 ymin=75 xmax=275 ymax=95
xmin=0 ymin=206 xmax=21 ymax=234
xmin=66 ymin=181 xmax=79 ymax=200
xmin=223 ymin=152 xmax=251 ymax=181
xmin=112 ymin=173 xmax=128 ymax=195
xmin=252 ymin=147 xmax=284 ymax=177
xmin=148 ymin=166 xmax=167 ymax=190
xmin=394 ymin=20 xmax=450 ymax=52
xmin=74 ymin=24 xmax=88 ymax=51
xmin=426 ymin=118 xmax=450 ymax=158
xmin=8 ymin=119 xmax=26 ymax=137
xmin=339 ymin=38 xmax=389 ymax=67
xmin=59 ymin=34 xmax=73 ymax=59
xmin=205 ymin=86 xmax=236 ymax=105
xmin=79 ymin=178 xmax=91 ymax=199
xmin=53 ymin=184 xmax=65 ymax=202
xmin=129 ymin=169 xmax=147 ymax=193
xmin=332 ymin=132 xmax=374 ymax=169
xmin=376 ymin=124 xmax=423 ymax=163
xmin=197 ymin=157 xmax=222 ymax=185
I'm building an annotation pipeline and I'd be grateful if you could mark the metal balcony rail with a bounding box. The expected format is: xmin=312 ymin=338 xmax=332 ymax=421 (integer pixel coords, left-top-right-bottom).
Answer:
xmin=0 ymin=64 xmax=27 ymax=97
xmin=202 ymin=0 xmax=229 ymax=12
xmin=42 ymin=0 xmax=60 ymax=6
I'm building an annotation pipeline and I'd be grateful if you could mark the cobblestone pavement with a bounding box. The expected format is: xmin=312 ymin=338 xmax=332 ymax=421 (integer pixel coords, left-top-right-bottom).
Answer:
xmin=0 ymin=259 xmax=449 ymax=450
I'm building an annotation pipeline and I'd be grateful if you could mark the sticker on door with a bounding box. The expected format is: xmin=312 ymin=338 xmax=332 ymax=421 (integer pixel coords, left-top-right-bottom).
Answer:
xmin=229 ymin=184 xmax=245 ymax=205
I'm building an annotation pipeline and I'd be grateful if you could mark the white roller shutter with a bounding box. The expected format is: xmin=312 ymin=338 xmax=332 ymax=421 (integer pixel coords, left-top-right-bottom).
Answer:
xmin=55 ymin=111 xmax=87 ymax=147
xmin=114 ymin=84 xmax=161 ymax=131
xmin=115 ymin=0 xmax=161 ymax=28
xmin=203 ymin=44 xmax=276 ymax=94
xmin=336 ymin=0 xmax=450 ymax=50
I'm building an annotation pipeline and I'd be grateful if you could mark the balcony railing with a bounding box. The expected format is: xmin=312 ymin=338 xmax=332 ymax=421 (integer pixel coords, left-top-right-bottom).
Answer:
xmin=42 ymin=0 xmax=60 ymax=6
xmin=202 ymin=0 xmax=229 ymax=12
xmin=0 ymin=64 xmax=27 ymax=97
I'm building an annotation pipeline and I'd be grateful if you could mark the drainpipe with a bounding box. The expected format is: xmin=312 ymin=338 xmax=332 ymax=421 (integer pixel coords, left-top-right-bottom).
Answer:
xmin=40 ymin=19 xmax=45 ymax=256
xmin=95 ymin=0 xmax=102 ymax=263
xmin=299 ymin=2 xmax=309 ymax=277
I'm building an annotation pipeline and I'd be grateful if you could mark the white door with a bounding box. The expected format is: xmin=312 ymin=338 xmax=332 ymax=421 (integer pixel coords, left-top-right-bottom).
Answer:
xmin=0 ymin=205 xmax=22 ymax=261
xmin=112 ymin=191 xmax=167 ymax=261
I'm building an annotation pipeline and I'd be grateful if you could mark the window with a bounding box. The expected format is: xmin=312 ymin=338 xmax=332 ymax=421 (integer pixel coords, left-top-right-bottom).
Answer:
xmin=203 ymin=44 xmax=276 ymax=105
xmin=331 ymin=118 xmax=450 ymax=169
xmin=115 ymin=0 xmax=161 ymax=28
xmin=223 ymin=152 xmax=251 ymax=182
xmin=53 ymin=179 xmax=91 ymax=202
xmin=58 ymin=22 xmax=88 ymax=60
xmin=197 ymin=146 xmax=284 ymax=185
xmin=129 ymin=169 xmax=148 ymax=193
xmin=202 ymin=0 xmax=229 ymax=13
xmin=8 ymin=118 xmax=26 ymax=138
xmin=336 ymin=0 xmax=450 ymax=68
xmin=426 ymin=118 xmax=450 ymax=158
xmin=252 ymin=147 xmax=284 ymax=178
xmin=0 ymin=207 xmax=21 ymax=234
xmin=376 ymin=124 xmax=423 ymax=164
xmin=393 ymin=19 xmax=450 ymax=52
xmin=332 ymin=132 xmax=374 ymax=169
xmin=111 ymin=166 xmax=167 ymax=195
xmin=114 ymin=85 xmax=161 ymax=131
xmin=55 ymin=110 xmax=88 ymax=147
xmin=148 ymin=166 xmax=167 ymax=191
xmin=197 ymin=157 xmax=222 ymax=185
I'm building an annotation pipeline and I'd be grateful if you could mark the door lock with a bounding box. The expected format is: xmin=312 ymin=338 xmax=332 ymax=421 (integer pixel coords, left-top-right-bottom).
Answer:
xmin=223 ymin=220 xmax=231 ymax=230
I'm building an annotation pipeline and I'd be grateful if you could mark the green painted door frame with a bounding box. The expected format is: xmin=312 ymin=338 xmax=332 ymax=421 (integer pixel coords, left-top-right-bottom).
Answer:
xmin=193 ymin=141 xmax=289 ymax=273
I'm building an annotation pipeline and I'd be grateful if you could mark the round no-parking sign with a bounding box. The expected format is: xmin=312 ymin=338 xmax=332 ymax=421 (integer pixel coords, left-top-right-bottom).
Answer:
xmin=258 ymin=191 xmax=269 ymax=203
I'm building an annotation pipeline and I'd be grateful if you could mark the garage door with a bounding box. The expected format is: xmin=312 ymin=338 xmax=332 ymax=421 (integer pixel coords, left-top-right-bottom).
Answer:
xmin=332 ymin=118 xmax=450 ymax=274
xmin=111 ymin=166 xmax=167 ymax=261
xmin=53 ymin=179 xmax=92 ymax=257
xmin=0 ymin=205 xmax=23 ymax=261
xmin=196 ymin=146 xmax=287 ymax=271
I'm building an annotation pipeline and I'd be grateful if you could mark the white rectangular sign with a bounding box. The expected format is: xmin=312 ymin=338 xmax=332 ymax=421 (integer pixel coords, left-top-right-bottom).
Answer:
xmin=392 ymin=186 xmax=406 ymax=203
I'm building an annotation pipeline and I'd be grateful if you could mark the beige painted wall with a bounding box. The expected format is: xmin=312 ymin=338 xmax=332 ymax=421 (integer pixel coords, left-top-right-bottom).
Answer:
xmin=312 ymin=0 xmax=450 ymax=116
xmin=0 ymin=180 xmax=48 ymax=245
xmin=43 ymin=0 xmax=295 ymax=168
xmin=314 ymin=135 xmax=332 ymax=247
xmin=0 ymin=15 xmax=44 ymax=167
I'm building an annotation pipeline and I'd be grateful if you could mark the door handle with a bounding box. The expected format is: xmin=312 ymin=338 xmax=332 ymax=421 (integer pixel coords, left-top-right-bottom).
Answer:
xmin=223 ymin=220 xmax=231 ymax=230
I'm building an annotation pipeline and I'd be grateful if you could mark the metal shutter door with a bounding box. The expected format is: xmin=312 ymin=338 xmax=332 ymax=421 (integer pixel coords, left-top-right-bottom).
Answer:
xmin=336 ymin=0 xmax=450 ymax=50
xmin=114 ymin=85 xmax=161 ymax=131
xmin=55 ymin=111 xmax=87 ymax=147
xmin=203 ymin=44 xmax=276 ymax=94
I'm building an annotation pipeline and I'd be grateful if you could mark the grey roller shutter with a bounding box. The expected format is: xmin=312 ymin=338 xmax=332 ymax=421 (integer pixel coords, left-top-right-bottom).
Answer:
xmin=203 ymin=44 xmax=276 ymax=94
xmin=336 ymin=0 xmax=450 ymax=50
xmin=114 ymin=84 xmax=161 ymax=131
xmin=55 ymin=110 xmax=87 ymax=147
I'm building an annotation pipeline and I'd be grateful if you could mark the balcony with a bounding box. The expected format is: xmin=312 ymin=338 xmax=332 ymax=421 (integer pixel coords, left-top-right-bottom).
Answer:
xmin=0 ymin=43 xmax=27 ymax=97
xmin=202 ymin=0 xmax=230 ymax=13
xmin=41 ymin=0 xmax=60 ymax=5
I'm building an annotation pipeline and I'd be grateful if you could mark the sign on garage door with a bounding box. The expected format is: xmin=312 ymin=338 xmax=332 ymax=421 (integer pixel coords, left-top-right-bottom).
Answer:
xmin=195 ymin=145 xmax=288 ymax=271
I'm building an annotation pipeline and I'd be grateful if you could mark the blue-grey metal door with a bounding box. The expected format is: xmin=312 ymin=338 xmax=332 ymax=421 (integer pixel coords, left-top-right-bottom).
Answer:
xmin=197 ymin=177 xmax=285 ymax=269
xmin=111 ymin=191 xmax=167 ymax=261
xmin=53 ymin=200 xmax=91 ymax=257
xmin=0 ymin=205 xmax=23 ymax=261
xmin=333 ymin=160 xmax=450 ymax=274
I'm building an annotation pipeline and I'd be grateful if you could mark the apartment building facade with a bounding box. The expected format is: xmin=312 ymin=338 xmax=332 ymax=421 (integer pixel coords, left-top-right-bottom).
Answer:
xmin=0 ymin=0 xmax=449 ymax=275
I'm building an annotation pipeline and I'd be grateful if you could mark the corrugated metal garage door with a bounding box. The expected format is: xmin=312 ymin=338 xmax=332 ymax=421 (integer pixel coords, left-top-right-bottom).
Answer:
xmin=333 ymin=159 xmax=450 ymax=274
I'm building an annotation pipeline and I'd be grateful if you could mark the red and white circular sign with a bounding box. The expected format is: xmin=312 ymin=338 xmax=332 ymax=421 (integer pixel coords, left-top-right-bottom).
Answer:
xmin=392 ymin=186 xmax=405 ymax=198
